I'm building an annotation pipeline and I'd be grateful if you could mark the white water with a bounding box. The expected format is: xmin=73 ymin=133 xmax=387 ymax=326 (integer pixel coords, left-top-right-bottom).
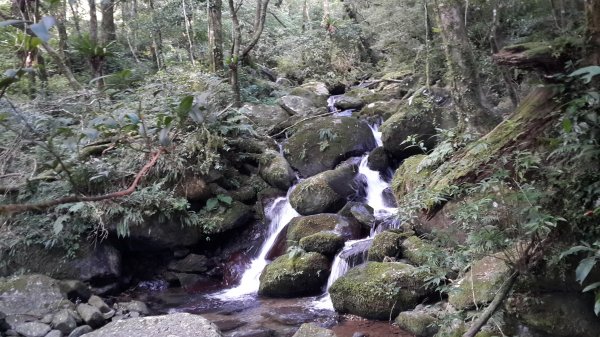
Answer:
xmin=211 ymin=190 xmax=299 ymax=300
xmin=314 ymin=123 xmax=398 ymax=309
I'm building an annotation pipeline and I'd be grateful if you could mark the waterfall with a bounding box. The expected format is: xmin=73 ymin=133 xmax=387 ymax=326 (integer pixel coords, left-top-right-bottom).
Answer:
xmin=211 ymin=188 xmax=299 ymax=300
xmin=314 ymin=122 xmax=398 ymax=309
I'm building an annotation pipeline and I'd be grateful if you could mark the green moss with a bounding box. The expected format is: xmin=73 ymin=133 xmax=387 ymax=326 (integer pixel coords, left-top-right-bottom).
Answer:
xmin=329 ymin=262 xmax=431 ymax=320
xmin=401 ymin=236 xmax=439 ymax=266
xmin=258 ymin=252 xmax=329 ymax=297
xmin=391 ymin=155 xmax=430 ymax=201
xmin=395 ymin=310 xmax=439 ymax=337
xmin=287 ymin=214 xmax=345 ymax=243
xmin=367 ymin=231 xmax=404 ymax=262
xmin=299 ymin=232 xmax=344 ymax=257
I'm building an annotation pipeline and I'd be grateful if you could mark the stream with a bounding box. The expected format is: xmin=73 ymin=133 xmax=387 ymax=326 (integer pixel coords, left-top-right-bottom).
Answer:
xmin=127 ymin=98 xmax=412 ymax=337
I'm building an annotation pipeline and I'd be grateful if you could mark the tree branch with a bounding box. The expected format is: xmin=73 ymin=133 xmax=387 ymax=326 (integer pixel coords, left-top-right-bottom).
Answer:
xmin=0 ymin=149 xmax=164 ymax=215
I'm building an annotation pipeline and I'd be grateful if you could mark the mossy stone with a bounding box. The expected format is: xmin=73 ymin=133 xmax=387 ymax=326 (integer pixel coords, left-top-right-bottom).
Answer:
xmin=203 ymin=201 xmax=253 ymax=235
xmin=259 ymin=150 xmax=295 ymax=190
xmin=401 ymin=236 xmax=439 ymax=266
xmin=391 ymin=155 xmax=430 ymax=202
xmin=258 ymin=252 xmax=329 ymax=297
xmin=367 ymin=231 xmax=404 ymax=262
xmin=299 ymin=232 xmax=345 ymax=258
xmin=395 ymin=310 xmax=439 ymax=337
xmin=329 ymin=262 xmax=432 ymax=320
xmin=287 ymin=214 xmax=359 ymax=244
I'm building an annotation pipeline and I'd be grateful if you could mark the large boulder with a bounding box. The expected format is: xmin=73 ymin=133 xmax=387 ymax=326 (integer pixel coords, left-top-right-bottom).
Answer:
xmin=448 ymin=255 xmax=509 ymax=310
xmin=334 ymin=95 xmax=365 ymax=110
xmin=380 ymin=91 xmax=456 ymax=159
xmin=400 ymin=236 xmax=439 ymax=266
xmin=329 ymin=262 xmax=431 ymax=320
xmin=123 ymin=217 xmax=203 ymax=251
xmin=167 ymin=254 xmax=211 ymax=273
xmin=202 ymin=201 xmax=253 ymax=235
xmin=259 ymin=150 xmax=295 ymax=190
xmin=289 ymin=162 xmax=359 ymax=215
xmin=286 ymin=214 xmax=361 ymax=244
xmin=284 ymin=116 xmax=376 ymax=177
xmin=391 ymin=155 xmax=430 ymax=202
xmin=0 ymin=274 xmax=70 ymax=317
xmin=358 ymin=100 xmax=403 ymax=121
xmin=505 ymin=293 xmax=600 ymax=337
xmin=80 ymin=313 xmax=222 ymax=337
xmin=299 ymin=232 xmax=345 ymax=258
xmin=367 ymin=231 xmax=404 ymax=262
xmin=239 ymin=103 xmax=292 ymax=134
xmin=279 ymin=95 xmax=324 ymax=116
xmin=258 ymin=252 xmax=329 ymax=297
xmin=76 ymin=304 xmax=104 ymax=328
xmin=14 ymin=322 xmax=51 ymax=337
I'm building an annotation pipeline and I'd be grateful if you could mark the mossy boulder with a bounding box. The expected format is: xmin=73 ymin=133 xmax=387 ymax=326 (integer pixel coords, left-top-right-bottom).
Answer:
xmin=367 ymin=231 xmax=404 ymax=262
xmin=284 ymin=116 xmax=377 ymax=177
xmin=358 ymin=100 xmax=403 ymax=121
xmin=259 ymin=150 xmax=295 ymax=190
xmin=299 ymin=232 xmax=345 ymax=258
xmin=279 ymin=95 xmax=324 ymax=116
xmin=395 ymin=310 xmax=439 ymax=337
xmin=505 ymin=293 xmax=600 ymax=337
xmin=203 ymin=201 xmax=253 ymax=235
xmin=0 ymin=274 xmax=71 ymax=317
xmin=448 ymin=255 xmax=509 ymax=310
xmin=380 ymin=93 xmax=456 ymax=159
xmin=287 ymin=214 xmax=360 ymax=244
xmin=367 ymin=147 xmax=390 ymax=173
xmin=239 ymin=103 xmax=292 ymax=134
xmin=258 ymin=252 xmax=330 ymax=297
xmin=289 ymin=163 xmax=359 ymax=215
xmin=338 ymin=201 xmax=375 ymax=231
xmin=329 ymin=262 xmax=432 ymax=319
xmin=401 ymin=236 xmax=439 ymax=266
xmin=391 ymin=155 xmax=430 ymax=202
xmin=334 ymin=95 xmax=365 ymax=110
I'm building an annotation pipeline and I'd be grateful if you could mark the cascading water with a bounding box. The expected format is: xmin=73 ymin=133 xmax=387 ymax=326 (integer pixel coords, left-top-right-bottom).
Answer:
xmin=211 ymin=189 xmax=299 ymax=299
xmin=315 ymin=122 xmax=398 ymax=309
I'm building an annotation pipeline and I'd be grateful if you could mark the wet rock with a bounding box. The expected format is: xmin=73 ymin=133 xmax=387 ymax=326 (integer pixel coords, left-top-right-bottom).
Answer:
xmin=259 ymin=150 xmax=295 ymax=190
xmin=295 ymin=81 xmax=330 ymax=98
xmin=87 ymin=295 xmax=111 ymax=313
xmin=299 ymin=232 xmax=345 ymax=258
xmin=292 ymin=323 xmax=336 ymax=337
xmin=240 ymin=104 xmax=292 ymax=134
xmin=51 ymin=309 xmax=77 ymax=335
xmin=0 ymin=274 xmax=69 ymax=317
xmin=289 ymin=163 xmax=359 ymax=215
xmin=367 ymin=231 xmax=404 ymax=262
xmin=330 ymin=262 xmax=432 ymax=320
xmin=334 ymin=95 xmax=365 ymax=110
xmin=366 ymin=147 xmax=390 ymax=174
xmin=338 ymin=202 xmax=374 ymax=232
xmin=76 ymin=304 xmax=104 ymax=328
xmin=212 ymin=319 xmax=246 ymax=332
xmin=350 ymin=204 xmax=376 ymax=228
xmin=203 ymin=201 xmax=253 ymax=235
xmin=81 ymin=313 xmax=222 ymax=337
xmin=259 ymin=252 xmax=330 ymax=297
xmin=123 ymin=217 xmax=203 ymax=251
xmin=71 ymin=244 xmax=122 ymax=287
xmin=505 ymin=293 xmax=600 ymax=337
xmin=358 ymin=100 xmax=403 ymax=120
xmin=116 ymin=301 xmax=149 ymax=316
xmin=448 ymin=255 xmax=509 ymax=310
xmin=46 ymin=330 xmax=63 ymax=337
xmin=262 ymin=307 xmax=325 ymax=326
xmin=401 ymin=236 xmax=438 ymax=266
xmin=391 ymin=155 xmax=430 ymax=203
xmin=58 ymin=280 xmax=92 ymax=303
xmin=287 ymin=214 xmax=361 ymax=244
xmin=0 ymin=311 xmax=9 ymax=332
xmin=66 ymin=325 xmax=92 ymax=337
xmin=14 ymin=322 xmax=51 ymax=337
xmin=172 ymin=273 xmax=214 ymax=290
xmin=284 ymin=116 xmax=376 ymax=177
xmin=40 ymin=314 xmax=53 ymax=324
xmin=279 ymin=95 xmax=322 ymax=116
xmin=229 ymin=328 xmax=275 ymax=337
xmin=394 ymin=305 xmax=444 ymax=337
xmin=168 ymin=254 xmax=211 ymax=273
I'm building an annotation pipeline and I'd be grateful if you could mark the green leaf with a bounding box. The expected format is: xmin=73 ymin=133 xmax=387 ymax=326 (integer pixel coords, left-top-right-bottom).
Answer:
xmin=595 ymin=292 xmax=600 ymax=316
xmin=560 ymin=245 xmax=595 ymax=259
xmin=576 ymin=257 xmax=597 ymax=284
xmin=217 ymin=194 xmax=233 ymax=205
xmin=53 ymin=215 xmax=69 ymax=235
xmin=562 ymin=118 xmax=573 ymax=133
xmin=177 ymin=96 xmax=194 ymax=119
xmin=569 ymin=66 xmax=600 ymax=84
xmin=30 ymin=16 xmax=56 ymax=43
xmin=205 ymin=198 xmax=219 ymax=211
xmin=583 ymin=282 xmax=600 ymax=292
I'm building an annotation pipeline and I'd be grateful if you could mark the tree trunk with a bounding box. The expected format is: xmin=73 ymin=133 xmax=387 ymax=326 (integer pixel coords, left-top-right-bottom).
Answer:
xmin=302 ymin=0 xmax=309 ymax=32
xmin=89 ymin=0 xmax=98 ymax=44
xmin=182 ymin=0 xmax=195 ymax=65
xmin=69 ymin=0 xmax=82 ymax=37
xmin=241 ymin=0 xmax=270 ymax=60
xmin=585 ymin=0 xmax=600 ymax=65
xmin=100 ymin=0 xmax=116 ymax=45
xmin=436 ymin=0 xmax=498 ymax=133
xmin=149 ymin=0 xmax=165 ymax=70
xmin=208 ymin=0 xmax=224 ymax=72
xmin=228 ymin=0 xmax=242 ymax=107
xmin=55 ymin=0 xmax=71 ymax=69
xmin=254 ymin=0 xmax=263 ymax=32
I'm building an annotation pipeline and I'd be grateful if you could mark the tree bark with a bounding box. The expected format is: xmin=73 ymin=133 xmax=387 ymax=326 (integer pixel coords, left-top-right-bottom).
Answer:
xmin=208 ymin=0 xmax=223 ymax=71
xmin=585 ymin=0 xmax=600 ymax=65
xmin=436 ymin=0 xmax=499 ymax=133
xmin=241 ymin=0 xmax=270 ymax=59
xmin=302 ymin=0 xmax=309 ymax=32
xmin=228 ymin=0 xmax=242 ymax=107
xmin=100 ymin=0 xmax=116 ymax=45
xmin=149 ymin=0 xmax=165 ymax=70
xmin=88 ymin=0 xmax=98 ymax=44
xmin=182 ymin=0 xmax=195 ymax=65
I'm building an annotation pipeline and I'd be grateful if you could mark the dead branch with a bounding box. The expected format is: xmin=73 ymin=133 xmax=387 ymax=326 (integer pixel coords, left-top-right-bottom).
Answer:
xmin=0 ymin=149 xmax=164 ymax=215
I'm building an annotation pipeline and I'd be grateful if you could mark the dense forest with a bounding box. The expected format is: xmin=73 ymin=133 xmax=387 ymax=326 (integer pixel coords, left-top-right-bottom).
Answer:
xmin=0 ymin=0 xmax=599 ymax=337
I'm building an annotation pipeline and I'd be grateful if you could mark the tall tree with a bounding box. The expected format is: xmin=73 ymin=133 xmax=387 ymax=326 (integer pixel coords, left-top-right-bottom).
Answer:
xmin=585 ymin=0 xmax=600 ymax=65
xmin=148 ymin=0 xmax=165 ymax=70
xmin=100 ymin=0 xmax=116 ymax=45
xmin=435 ymin=0 xmax=498 ymax=133
xmin=208 ymin=0 xmax=224 ymax=72
xmin=88 ymin=0 xmax=98 ymax=44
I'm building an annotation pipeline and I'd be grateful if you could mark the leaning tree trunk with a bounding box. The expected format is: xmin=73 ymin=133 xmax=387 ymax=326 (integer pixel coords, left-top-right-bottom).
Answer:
xmin=228 ymin=0 xmax=242 ymax=107
xmin=100 ymin=0 xmax=116 ymax=45
xmin=208 ymin=0 xmax=224 ymax=72
xmin=436 ymin=0 xmax=498 ymax=133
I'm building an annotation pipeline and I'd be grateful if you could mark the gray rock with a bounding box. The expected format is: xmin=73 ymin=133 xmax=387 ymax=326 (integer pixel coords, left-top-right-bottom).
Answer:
xmin=350 ymin=204 xmax=376 ymax=227
xmin=70 ymin=244 xmax=122 ymax=285
xmin=115 ymin=301 xmax=149 ymax=316
xmin=45 ymin=330 xmax=64 ymax=337
xmin=80 ymin=313 xmax=222 ymax=337
xmin=51 ymin=309 xmax=77 ymax=335
xmin=291 ymin=323 xmax=335 ymax=337
xmin=14 ymin=322 xmax=51 ymax=337
xmin=229 ymin=328 xmax=274 ymax=337
xmin=5 ymin=329 xmax=18 ymax=336
xmin=40 ymin=314 xmax=53 ymax=325
xmin=87 ymin=296 xmax=110 ymax=314
xmin=0 ymin=311 xmax=9 ymax=332
xmin=67 ymin=325 xmax=92 ymax=337
xmin=334 ymin=95 xmax=365 ymax=110
xmin=279 ymin=95 xmax=319 ymax=116
xmin=366 ymin=147 xmax=390 ymax=173
xmin=259 ymin=252 xmax=330 ymax=297
xmin=75 ymin=304 xmax=104 ymax=329
xmin=259 ymin=150 xmax=295 ymax=190
xmin=58 ymin=280 xmax=91 ymax=303
xmin=167 ymin=254 xmax=210 ymax=274
xmin=239 ymin=104 xmax=292 ymax=134
xmin=0 ymin=275 xmax=69 ymax=317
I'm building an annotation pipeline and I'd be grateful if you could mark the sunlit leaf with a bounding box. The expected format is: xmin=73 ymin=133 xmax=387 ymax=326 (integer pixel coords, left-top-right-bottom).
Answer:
xmin=576 ymin=257 xmax=597 ymax=284
xmin=583 ymin=282 xmax=600 ymax=292
xmin=217 ymin=194 xmax=233 ymax=205
xmin=569 ymin=66 xmax=600 ymax=84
